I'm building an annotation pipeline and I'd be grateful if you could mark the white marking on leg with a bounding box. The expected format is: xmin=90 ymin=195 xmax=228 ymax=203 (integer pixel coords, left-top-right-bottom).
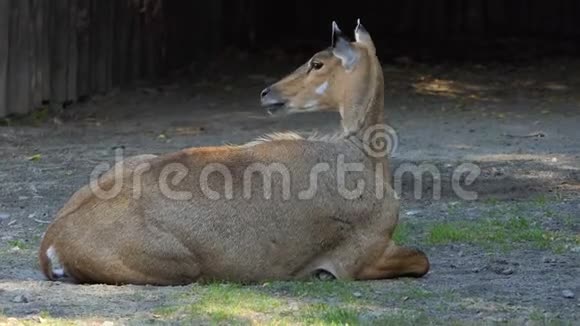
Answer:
xmin=315 ymin=81 xmax=329 ymax=95
xmin=47 ymin=246 xmax=57 ymax=262
xmin=52 ymin=268 xmax=65 ymax=278
xmin=47 ymin=246 xmax=64 ymax=277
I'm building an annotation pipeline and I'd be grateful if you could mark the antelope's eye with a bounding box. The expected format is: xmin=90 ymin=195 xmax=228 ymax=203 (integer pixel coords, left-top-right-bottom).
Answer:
xmin=311 ymin=61 xmax=324 ymax=70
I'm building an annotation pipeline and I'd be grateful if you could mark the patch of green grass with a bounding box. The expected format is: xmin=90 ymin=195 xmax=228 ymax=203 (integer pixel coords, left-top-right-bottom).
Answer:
xmin=298 ymin=304 xmax=360 ymax=325
xmin=371 ymin=311 xmax=433 ymax=326
xmin=129 ymin=292 xmax=147 ymax=302
xmin=534 ymin=194 xmax=548 ymax=207
xmin=561 ymin=214 xmax=577 ymax=229
xmin=529 ymin=309 xmax=545 ymax=322
xmin=483 ymin=197 xmax=499 ymax=205
xmin=393 ymin=223 xmax=411 ymax=244
xmin=534 ymin=195 xmax=548 ymax=206
xmin=267 ymin=280 xmax=371 ymax=304
xmin=39 ymin=311 xmax=52 ymax=319
xmin=428 ymin=223 xmax=468 ymax=244
xmin=551 ymin=244 xmax=568 ymax=255
xmin=493 ymin=217 xmax=547 ymax=243
xmin=2 ymin=316 xmax=78 ymax=326
xmin=159 ymin=282 xmax=380 ymax=325
xmin=528 ymin=309 xmax=573 ymax=326
xmin=396 ymin=281 xmax=433 ymax=300
xmin=198 ymin=283 xmax=281 ymax=308
xmin=0 ymin=117 xmax=11 ymax=126
xmin=30 ymin=107 xmax=51 ymax=124
xmin=0 ymin=106 xmax=55 ymax=127
xmin=185 ymin=283 xmax=284 ymax=324
xmin=7 ymin=239 xmax=29 ymax=250
xmin=27 ymin=153 xmax=42 ymax=162
xmin=139 ymin=281 xmax=566 ymax=326
xmin=446 ymin=202 xmax=462 ymax=218
xmin=485 ymin=203 xmax=526 ymax=220
xmin=153 ymin=305 xmax=180 ymax=318
xmin=426 ymin=216 xmax=560 ymax=251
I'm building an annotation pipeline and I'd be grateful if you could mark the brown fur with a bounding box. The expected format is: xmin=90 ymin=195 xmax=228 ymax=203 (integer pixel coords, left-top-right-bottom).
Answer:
xmin=39 ymin=21 xmax=429 ymax=285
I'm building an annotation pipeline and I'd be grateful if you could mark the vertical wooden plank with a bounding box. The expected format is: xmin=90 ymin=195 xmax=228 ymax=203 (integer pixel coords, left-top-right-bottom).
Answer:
xmin=157 ymin=2 xmax=167 ymax=78
xmin=130 ymin=3 xmax=142 ymax=82
xmin=104 ymin=0 xmax=114 ymax=91
xmin=511 ymin=0 xmax=527 ymax=35
xmin=554 ymin=0 xmax=564 ymax=36
xmin=38 ymin=0 xmax=51 ymax=103
xmin=143 ymin=1 xmax=165 ymax=80
xmin=465 ymin=0 xmax=485 ymax=35
xmin=123 ymin=1 xmax=134 ymax=85
xmin=88 ymin=0 xmax=98 ymax=94
xmin=486 ymin=0 xmax=507 ymax=36
xmin=562 ymin=0 xmax=575 ymax=36
xmin=441 ymin=0 xmax=454 ymax=35
xmin=189 ymin=1 xmax=203 ymax=61
xmin=7 ymin=0 xmax=32 ymax=114
xmin=397 ymin=0 xmax=419 ymax=35
xmin=51 ymin=0 xmax=70 ymax=103
xmin=536 ymin=0 xmax=551 ymax=36
xmin=111 ymin=0 xmax=120 ymax=87
xmin=76 ymin=0 xmax=90 ymax=98
xmin=41 ymin=0 xmax=53 ymax=101
xmin=0 ymin=0 xmax=10 ymax=117
xmin=422 ymin=0 xmax=445 ymax=36
xmin=244 ymin=0 xmax=257 ymax=47
xmin=572 ymin=0 xmax=580 ymax=35
xmin=67 ymin=0 xmax=78 ymax=100
xmin=446 ymin=0 xmax=462 ymax=35
xmin=30 ymin=0 xmax=43 ymax=108
xmin=113 ymin=0 xmax=131 ymax=87
xmin=96 ymin=0 xmax=109 ymax=92
xmin=528 ymin=1 xmax=536 ymax=35
xmin=112 ymin=0 xmax=128 ymax=87
xmin=144 ymin=6 xmax=157 ymax=80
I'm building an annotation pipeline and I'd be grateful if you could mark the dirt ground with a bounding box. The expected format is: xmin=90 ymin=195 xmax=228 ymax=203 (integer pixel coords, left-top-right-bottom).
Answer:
xmin=0 ymin=56 xmax=579 ymax=324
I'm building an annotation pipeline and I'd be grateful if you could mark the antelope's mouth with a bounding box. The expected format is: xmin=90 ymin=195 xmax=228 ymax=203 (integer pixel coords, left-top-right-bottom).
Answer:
xmin=265 ymin=102 xmax=287 ymax=116
xmin=260 ymin=87 xmax=289 ymax=116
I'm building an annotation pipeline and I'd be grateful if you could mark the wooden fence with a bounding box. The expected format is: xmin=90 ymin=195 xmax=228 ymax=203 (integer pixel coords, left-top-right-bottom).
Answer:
xmin=0 ymin=0 xmax=165 ymax=117
xmin=1 ymin=0 xmax=580 ymax=117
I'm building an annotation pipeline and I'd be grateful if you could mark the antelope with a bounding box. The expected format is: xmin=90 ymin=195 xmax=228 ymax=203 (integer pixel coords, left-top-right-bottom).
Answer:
xmin=38 ymin=20 xmax=429 ymax=285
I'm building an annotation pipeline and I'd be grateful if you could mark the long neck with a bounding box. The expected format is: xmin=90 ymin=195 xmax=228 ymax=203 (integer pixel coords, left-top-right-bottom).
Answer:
xmin=339 ymin=57 xmax=385 ymax=141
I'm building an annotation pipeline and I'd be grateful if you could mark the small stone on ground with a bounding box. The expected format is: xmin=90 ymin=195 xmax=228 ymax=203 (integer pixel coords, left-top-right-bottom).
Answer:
xmin=11 ymin=295 xmax=29 ymax=303
xmin=562 ymin=290 xmax=575 ymax=299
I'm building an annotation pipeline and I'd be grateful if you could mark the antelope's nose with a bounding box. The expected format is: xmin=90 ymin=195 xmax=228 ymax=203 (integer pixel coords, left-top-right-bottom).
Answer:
xmin=260 ymin=87 xmax=271 ymax=99
xmin=260 ymin=86 xmax=284 ymax=108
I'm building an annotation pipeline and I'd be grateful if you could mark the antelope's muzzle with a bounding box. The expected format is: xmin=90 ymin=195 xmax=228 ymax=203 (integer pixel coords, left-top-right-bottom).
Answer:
xmin=260 ymin=86 xmax=287 ymax=115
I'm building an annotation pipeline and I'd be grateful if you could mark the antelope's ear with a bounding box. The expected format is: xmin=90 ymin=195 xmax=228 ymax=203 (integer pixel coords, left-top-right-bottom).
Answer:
xmin=331 ymin=21 xmax=358 ymax=70
xmin=331 ymin=21 xmax=344 ymax=48
xmin=355 ymin=18 xmax=375 ymax=53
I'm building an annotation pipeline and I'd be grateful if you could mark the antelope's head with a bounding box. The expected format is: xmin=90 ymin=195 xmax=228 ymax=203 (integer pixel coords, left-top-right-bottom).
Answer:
xmin=260 ymin=19 xmax=379 ymax=116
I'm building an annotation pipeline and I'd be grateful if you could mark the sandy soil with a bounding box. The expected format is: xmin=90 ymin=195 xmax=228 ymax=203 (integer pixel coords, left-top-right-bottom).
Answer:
xmin=0 ymin=57 xmax=579 ymax=324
